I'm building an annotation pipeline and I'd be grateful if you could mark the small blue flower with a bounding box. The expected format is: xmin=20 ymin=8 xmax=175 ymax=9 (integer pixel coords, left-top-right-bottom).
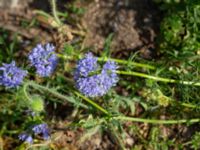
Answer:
xmin=76 ymin=74 xmax=105 ymax=97
xmin=18 ymin=133 xmax=33 ymax=144
xmin=32 ymin=123 xmax=50 ymax=140
xmin=74 ymin=52 xmax=98 ymax=79
xmin=28 ymin=43 xmax=58 ymax=77
xmin=102 ymin=61 xmax=118 ymax=86
xmin=0 ymin=61 xmax=27 ymax=88
xmin=74 ymin=53 xmax=119 ymax=97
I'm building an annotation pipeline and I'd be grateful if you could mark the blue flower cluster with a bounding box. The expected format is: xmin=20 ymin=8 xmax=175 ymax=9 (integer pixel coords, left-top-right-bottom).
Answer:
xmin=0 ymin=43 xmax=58 ymax=88
xmin=18 ymin=133 xmax=33 ymax=144
xmin=74 ymin=53 xmax=118 ymax=97
xmin=32 ymin=123 xmax=50 ymax=140
xmin=28 ymin=43 xmax=58 ymax=77
xmin=0 ymin=44 xmax=56 ymax=143
xmin=0 ymin=61 xmax=27 ymax=88
xmin=74 ymin=53 xmax=98 ymax=80
xmin=19 ymin=123 xmax=50 ymax=144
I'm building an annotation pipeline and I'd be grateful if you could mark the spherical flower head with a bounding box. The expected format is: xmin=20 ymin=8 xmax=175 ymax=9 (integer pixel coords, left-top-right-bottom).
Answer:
xmin=18 ymin=133 xmax=33 ymax=144
xmin=74 ymin=53 xmax=119 ymax=97
xmin=0 ymin=61 xmax=27 ymax=88
xmin=32 ymin=123 xmax=50 ymax=140
xmin=28 ymin=43 xmax=58 ymax=77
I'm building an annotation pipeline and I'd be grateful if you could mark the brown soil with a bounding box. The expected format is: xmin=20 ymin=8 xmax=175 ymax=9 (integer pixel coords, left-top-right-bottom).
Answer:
xmin=82 ymin=0 xmax=161 ymax=59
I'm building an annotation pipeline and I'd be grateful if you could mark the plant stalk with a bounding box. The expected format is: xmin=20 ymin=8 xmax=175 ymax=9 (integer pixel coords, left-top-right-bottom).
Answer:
xmin=51 ymin=0 xmax=62 ymax=25
xmin=74 ymin=91 xmax=110 ymax=116
xmin=57 ymin=54 xmax=155 ymax=70
xmin=113 ymin=116 xmax=200 ymax=124
xmin=117 ymin=70 xmax=200 ymax=87
xmin=97 ymin=57 xmax=155 ymax=70
xmin=24 ymin=81 xmax=88 ymax=109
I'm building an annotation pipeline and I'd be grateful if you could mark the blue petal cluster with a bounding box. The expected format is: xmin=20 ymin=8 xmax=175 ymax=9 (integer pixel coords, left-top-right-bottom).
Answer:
xmin=102 ymin=61 xmax=119 ymax=87
xmin=32 ymin=123 xmax=50 ymax=140
xmin=74 ymin=53 xmax=119 ymax=97
xmin=74 ymin=53 xmax=98 ymax=79
xmin=0 ymin=61 xmax=27 ymax=88
xmin=18 ymin=133 xmax=33 ymax=144
xmin=28 ymin=43 xmax=58 ymax=77
xmin=19 ymin=123 xmax=50 ymax=144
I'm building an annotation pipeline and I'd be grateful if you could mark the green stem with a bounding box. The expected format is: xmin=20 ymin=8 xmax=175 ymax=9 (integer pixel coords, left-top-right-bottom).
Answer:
xmin=74 ymin=91 xmax=110 ymax=116
xmin=23 ymin=82 xmax=33 ymax=102
xmin=113 ymin=116 xmax=200 ymax=124
xmin=57 ymin=54 xmax=155 ymax=70
xmin=24 ymin=81 xmax=88 ymax=109
xmin=34 ymin=10 xmax=52 ymax=19
xmin=169 ymin=98 xmax=199 ymax=109
xmin=4 ymin=130 xmax=19 ymax=134
xmin=117 ymin=70 xmax=200 ymax=87
xmin=179 ymin=102 xmax=198 ymax=108
xmin=98 ymin=57 xmax=155 ymax=70
xmin=73 ymin=93 xmax=200 ymax=125
xmin=51 ymin=0 xmax=62 ymax=25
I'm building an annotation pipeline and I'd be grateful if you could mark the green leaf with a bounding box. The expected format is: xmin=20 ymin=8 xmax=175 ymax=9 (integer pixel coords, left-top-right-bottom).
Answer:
xmin=102 ymin=33 xmax=114 ymax=58
xmin=63 ymin=44 xmax=74 ymax=55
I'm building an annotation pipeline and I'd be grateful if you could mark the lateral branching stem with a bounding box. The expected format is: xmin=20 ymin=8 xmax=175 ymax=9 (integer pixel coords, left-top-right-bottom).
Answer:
xmin=23 ymin=81 xmax=88 ymax=109
xmin=117 ymin=70 xmax=200 ymax=87
xmin=25 ymin=81 xmax=200 ymax=125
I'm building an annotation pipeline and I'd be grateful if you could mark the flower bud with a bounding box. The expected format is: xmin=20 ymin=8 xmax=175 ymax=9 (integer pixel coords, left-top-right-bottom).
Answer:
xmin=30 ymin=95 xmax=44 ymax=112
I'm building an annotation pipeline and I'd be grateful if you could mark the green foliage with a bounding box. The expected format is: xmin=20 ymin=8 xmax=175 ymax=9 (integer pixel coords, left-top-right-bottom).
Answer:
xmin=190 ymin=132 xmax=200 ymax=150
xmin=102 ymin=33 xmax=114 ymax=58
xmin=154 ymin=0 xmax=200 ymax=109
xmin=67 ymin=5 xmax=86 ymax=15
xmin=0 ymin=29 xmax=18 ymax=62
xmin=157 ymin=1 xmax=200 ymax=59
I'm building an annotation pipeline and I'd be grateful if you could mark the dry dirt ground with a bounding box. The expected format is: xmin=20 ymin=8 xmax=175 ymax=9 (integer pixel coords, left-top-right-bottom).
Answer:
xmin=82 ymin=0 xmax=160 ymax=59
xmin=0 ymin=0 xmax=161 ymax=58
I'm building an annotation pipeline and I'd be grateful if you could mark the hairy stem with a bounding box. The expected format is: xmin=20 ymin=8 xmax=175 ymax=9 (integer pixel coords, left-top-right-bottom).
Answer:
xmin=23 ymin=83 xmax=33 ymax=102
xmin=24 ymin=81 xmax=88 ymax=109
xmin=113 ymin=116 xmax=200 ymax=124
xmin=117 ymin=70 xmax=200 ymax=87
xmin=74 ymin=91 xmax=110 ymax=115
xmin=97 ymin=57 xmax=155 ymax=70
xmin=57 ymin=54 xmax=155 ymax=70
xmin=50 ymin=0 xmax=61 ymax=25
